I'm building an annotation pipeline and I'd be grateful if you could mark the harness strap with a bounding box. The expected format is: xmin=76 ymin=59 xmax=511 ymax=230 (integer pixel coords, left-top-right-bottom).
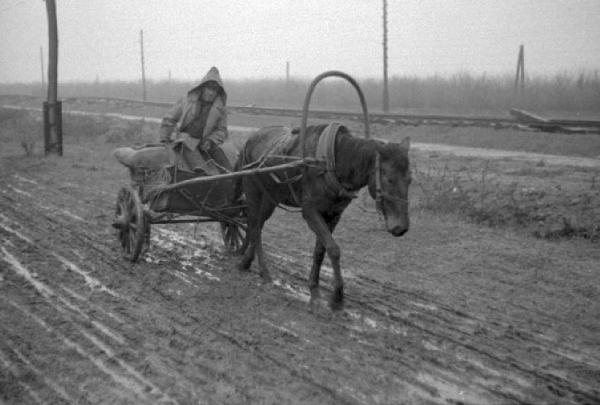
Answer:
xmin=315 ymin=122 xmax=357 ymax=199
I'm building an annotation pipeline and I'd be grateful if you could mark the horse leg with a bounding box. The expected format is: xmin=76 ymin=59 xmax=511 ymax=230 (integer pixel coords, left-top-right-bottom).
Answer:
xmin=303 ymin=208 xmax=344 ymax=310
xmin=308 ymin=213 xmax=342 ymax=305
xmin=237 ymin=188 xmax=276 ymax=284
xmin=238 ymin=216 xmax=257 ymax=271
xmin=238 ymin=182 xmax=260 ymax=271
xmin=254 ymin=197 xmax=277 ymax=283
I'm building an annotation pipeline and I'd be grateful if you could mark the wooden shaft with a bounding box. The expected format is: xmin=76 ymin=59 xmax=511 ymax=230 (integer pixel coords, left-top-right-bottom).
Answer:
xmin=159 ymin=158 xmax=320 ymax=193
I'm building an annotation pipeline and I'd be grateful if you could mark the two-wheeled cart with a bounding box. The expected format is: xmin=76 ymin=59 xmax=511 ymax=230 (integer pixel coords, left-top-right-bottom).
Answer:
xmin=113 ymin=152 xmax=317 ymax=262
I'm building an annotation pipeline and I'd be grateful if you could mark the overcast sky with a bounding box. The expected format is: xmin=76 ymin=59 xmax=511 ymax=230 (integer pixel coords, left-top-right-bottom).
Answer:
xmin=1 ymin=0 xmax=599 ymax=83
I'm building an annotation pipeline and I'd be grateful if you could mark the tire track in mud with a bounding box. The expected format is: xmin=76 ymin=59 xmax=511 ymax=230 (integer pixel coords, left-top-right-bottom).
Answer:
xmin=2 ymin=163 xmax=599 ymax=403
xmin=257 ymin=236 xmax=600 ymax=404
xmin=0 ymin=167 xmax=466 ymax=405
xmin=0 ymin=174 xmax=189 ymax=403
xmin=1 ymin=172 xmax=370 ymax=404
xmin=0 ymin=242 xmax=178 ymax=404
xmin=245 ymin=207 xmax=600 ymax=404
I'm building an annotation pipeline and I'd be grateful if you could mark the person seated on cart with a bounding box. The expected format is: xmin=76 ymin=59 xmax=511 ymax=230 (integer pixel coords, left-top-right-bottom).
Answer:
xmin=159 ymin=66 xmax=232 ymax=173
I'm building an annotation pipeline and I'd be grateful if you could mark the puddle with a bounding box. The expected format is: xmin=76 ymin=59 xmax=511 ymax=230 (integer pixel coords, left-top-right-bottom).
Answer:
xmin=272 ymin=278 xmax=310 ymax=303
xmin=346 ymin=309 xmax=408 ymax=336
xmin=194 ymin=268 xmax=221 ymax=282
xmin=414 ymin=371 xmax=492 ymax=404
xmin=151 ymin=229 xmax=222 ymax=282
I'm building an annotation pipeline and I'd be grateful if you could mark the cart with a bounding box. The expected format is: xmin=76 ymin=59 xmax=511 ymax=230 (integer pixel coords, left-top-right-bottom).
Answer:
xmin=112 ymin=144 xmax=320 ymax=262
xmin=113 ymin=70 xmax=369 ymax=263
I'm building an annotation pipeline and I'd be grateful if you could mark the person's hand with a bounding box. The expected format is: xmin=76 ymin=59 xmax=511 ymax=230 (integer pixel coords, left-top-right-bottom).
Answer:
xmin=200 ymin=139 xmax=214 ymax=152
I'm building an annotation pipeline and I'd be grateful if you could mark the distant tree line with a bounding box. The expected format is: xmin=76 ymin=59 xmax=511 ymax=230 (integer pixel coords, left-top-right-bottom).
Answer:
xmin=2 ymin=71 xmax=599 ymax=114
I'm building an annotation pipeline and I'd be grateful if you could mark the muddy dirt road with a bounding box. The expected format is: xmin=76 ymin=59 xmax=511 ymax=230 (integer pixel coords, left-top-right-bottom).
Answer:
xmin=1 ymin=115 xmax=600 ymax=404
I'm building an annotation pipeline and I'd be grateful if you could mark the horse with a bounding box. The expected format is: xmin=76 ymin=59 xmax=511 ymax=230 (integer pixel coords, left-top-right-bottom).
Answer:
xmin=235 ymin=123 xmax=411 ymax=309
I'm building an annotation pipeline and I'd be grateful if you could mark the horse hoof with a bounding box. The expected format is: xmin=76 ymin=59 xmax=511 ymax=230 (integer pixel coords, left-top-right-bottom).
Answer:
xmin=329 ymin=288 xmax=344 ymax=311
xmin=329 ymin=298 xmax=344 ymax=311
xmin=237 ymin=260 xmax=251 ymax=272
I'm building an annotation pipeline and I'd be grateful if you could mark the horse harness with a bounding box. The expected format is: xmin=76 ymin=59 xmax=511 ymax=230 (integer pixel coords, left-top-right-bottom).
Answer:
xmin=315 ymin=122 xmax=358 ymax=200
xmin=315 ymin=123 xmax=407 ymax=219
xmin=250 ymin=123 xmax=395 ymax=216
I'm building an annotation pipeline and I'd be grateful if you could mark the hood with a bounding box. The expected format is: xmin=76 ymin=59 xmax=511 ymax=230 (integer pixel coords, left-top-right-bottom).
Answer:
xmin=189 ymin=66 xmax=227 ymax=104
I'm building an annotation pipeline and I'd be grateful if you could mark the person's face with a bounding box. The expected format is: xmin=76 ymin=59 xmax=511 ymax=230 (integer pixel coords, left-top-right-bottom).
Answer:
xmin=201 ymin=84 xmax=218 ymax=103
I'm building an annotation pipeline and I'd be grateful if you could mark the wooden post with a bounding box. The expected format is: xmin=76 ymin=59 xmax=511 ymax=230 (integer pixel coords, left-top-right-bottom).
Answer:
xmin=140 ymin=30 xmax=147 ymax=101
xmin=382 ymin=0 xmax=389 ymax=113
xmin=44 ymin=0 xmax=62 ymax=156
xmin=286 ymin=61 xmax=290 ymax=88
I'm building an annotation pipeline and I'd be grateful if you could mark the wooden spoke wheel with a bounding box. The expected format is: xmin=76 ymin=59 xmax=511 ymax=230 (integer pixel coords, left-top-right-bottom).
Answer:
xmin=114 ymin=186 xmax=148 ymax=262
xmin=220 ymin=220 xmax=247 ymax=254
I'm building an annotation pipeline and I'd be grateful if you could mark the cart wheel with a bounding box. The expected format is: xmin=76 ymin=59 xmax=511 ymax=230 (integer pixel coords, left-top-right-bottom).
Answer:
xmin=220 ymin=221 xmax=247 ymax=254
xmin=114 ymin=186 xmax=148 ymax=262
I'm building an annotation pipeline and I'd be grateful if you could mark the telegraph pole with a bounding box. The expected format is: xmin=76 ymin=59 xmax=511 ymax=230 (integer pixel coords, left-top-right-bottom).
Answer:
xmin=40 ymin=46 xmax=45 ymax=96
xmin=382 ymin=0 xmax=389 ymax=112
xmin=140 ymin=30 xmax=147 ymax=101
xmin=44 ymin=0 xmax=62 ymax=156
xmin=286 ymin=61 xmax=290 ymax=85
xmin=514 ymin=44 xmax=525 ymax=95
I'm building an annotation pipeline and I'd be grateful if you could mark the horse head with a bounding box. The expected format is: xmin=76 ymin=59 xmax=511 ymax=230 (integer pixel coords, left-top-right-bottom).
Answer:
xmin=368 ymin=137 xmax=411 ymax=237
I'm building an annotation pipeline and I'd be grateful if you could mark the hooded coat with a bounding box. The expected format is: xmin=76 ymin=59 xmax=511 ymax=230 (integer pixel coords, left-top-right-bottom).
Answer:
xmin=160 ymin=67 xmax=228 ymax=147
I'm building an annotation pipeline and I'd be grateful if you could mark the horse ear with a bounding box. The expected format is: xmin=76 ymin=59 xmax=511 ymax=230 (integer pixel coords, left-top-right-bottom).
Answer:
xmin=398 ymin=136 xmax=410 ymax=150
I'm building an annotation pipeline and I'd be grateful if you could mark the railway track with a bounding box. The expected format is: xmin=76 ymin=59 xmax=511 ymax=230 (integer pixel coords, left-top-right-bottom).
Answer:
xmin=3 ymin=94 xmax=600 ymax=133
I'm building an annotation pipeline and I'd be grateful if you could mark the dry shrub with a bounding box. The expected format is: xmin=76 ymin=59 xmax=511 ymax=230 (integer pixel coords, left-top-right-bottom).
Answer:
xmin=0 ymin=108 xmax=41 ymax=156
xmin=413 ymin=162 xmax=600 ymax=241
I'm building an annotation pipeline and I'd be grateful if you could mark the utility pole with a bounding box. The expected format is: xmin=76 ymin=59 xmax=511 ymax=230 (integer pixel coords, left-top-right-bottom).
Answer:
xmin=514 ymin=44 xmax=525 ymax=96
xmin=40 ymin=46 xmax=45 ymax=96
xmin=286 ymin=61 xmax=290 ymax=91
xmin=140 ymin=30 xmax=147 ymax=101
xmin=44 ymin=0 xmax=62 ymax=156
xmin=382 ymin=0 xmax=389 ymax=112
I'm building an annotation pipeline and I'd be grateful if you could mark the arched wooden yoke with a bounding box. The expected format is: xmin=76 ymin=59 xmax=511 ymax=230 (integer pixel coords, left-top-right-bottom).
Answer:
xmin=299 ymin=70 xmax=370 ymax=160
